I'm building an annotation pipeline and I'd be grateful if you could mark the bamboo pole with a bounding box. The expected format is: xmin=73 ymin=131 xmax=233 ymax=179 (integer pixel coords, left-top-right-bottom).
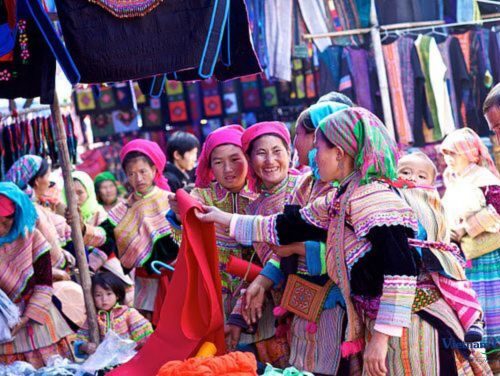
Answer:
xmin=50 ymin=91 xmax=100 ymax=345
xmin=370 ymin=0 xmax=395 ymax=139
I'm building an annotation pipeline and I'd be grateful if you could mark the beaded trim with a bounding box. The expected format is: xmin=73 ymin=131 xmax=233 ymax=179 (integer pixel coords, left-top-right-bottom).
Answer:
xmin=0 ymin=69 xmax=16 ymax=81
xmin=88 ymin=0 xmax=164 ymax=18
xmin=18 ymin=20 xmax=30 ymax=63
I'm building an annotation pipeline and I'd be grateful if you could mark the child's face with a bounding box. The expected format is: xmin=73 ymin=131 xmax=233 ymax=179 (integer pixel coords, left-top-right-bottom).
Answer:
xmin=93 ymin=285 xmax=118 ymax=311
xmin=442 ymin=149 xmax=471 ymax=174
xmin=397 ymin=157 xmax=435 ymax=186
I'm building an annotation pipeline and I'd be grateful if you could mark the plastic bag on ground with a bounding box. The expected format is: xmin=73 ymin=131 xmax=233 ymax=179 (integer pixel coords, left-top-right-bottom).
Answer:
xmin=76 ymin=330 xmax=137 ymax=375
xmin=0 ymin=360 xmax=36 ymax=375
xmin=0 ymin=288 xmax=20 ymax=344
xmin=263 ymin=364 xmax=314 ymax=376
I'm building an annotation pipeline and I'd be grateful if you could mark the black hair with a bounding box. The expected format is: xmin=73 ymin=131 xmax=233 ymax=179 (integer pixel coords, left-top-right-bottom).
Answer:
xmin=483 ymin=83 xmax=500 ymax=114
xmin=317 ymin=91 xmax=354 ymax=107
xmin=28 ymin=159 xmax=49 ymax=188
xmin=166 ymin=131 xmax=200 ymax=163
xmin=91 ymin=272 xmax=126 ymax=304
xmin=296 ymin=110 xmax=315 ymax=134
xmin=317 ymin=129 xmax=336 ymax=149
xmin=121 ymin=151 xmax=155 ymax=173
xmin=246 ymin=134 xmax=290 ymax=156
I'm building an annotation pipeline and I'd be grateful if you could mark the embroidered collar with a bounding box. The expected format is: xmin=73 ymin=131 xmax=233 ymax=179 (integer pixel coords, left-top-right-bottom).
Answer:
xmin=260 ymin=175 xmax=290 ymax=197
xmin=132 ymin=185 xmax=156 ymax=201
xmin=212 ymin=181 xmax=255 ymax=202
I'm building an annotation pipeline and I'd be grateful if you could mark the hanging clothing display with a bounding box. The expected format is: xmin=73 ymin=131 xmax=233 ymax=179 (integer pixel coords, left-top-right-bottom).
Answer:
xmin=54 ymin=0 xmax=261 ymax=83
xmin=454 ymin=29 xmax=492 ymax=135
xmin=264 ymin=0 xmax=293 ymax=81
xmin=383 ymin=41 xmax=413 ymax=145
xmin=438 ymin=36 xmax=470 ymax=128
xmin=0 ymin=0 xmax=56 ymax=104
xmin=0 ymin=113 xmax=78 ymax=180
xmin=375 ymin=0 xmax=442 ymax=25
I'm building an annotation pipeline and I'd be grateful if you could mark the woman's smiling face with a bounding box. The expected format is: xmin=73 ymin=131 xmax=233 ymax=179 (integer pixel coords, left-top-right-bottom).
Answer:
xmin=249 ymin=135 xmax=290 ymax=189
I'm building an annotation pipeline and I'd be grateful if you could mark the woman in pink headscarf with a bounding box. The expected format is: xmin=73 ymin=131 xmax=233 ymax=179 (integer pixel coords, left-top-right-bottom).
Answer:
xmin=441 ymin=128 xmax=500 ymax=373
xmin=167 ymin=125 xmax=258 ymax=346
xmin=219 ymin=121 xmax=305 ymax=368
xmin=78 ymin=139 xmax=178 ymax=317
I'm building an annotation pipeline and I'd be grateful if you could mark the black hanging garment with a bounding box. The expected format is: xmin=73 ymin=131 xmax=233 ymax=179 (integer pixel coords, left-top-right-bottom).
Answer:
xmin=0 ymin=0 xmax=56 ymax=103
xmin=54 ymin=0 xmax=262 ymax=83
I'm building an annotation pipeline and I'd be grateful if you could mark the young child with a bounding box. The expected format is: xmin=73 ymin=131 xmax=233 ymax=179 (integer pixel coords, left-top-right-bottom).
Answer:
xmin=397 ymin=152 xmax=484 ymax=342
xmin=74 ymin=272 xmax=153 ymax=357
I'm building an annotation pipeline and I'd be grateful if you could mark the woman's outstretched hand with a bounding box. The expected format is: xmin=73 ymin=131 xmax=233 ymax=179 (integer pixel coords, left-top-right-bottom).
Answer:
xmin=195 ymin=205 xmax=233 ymax=226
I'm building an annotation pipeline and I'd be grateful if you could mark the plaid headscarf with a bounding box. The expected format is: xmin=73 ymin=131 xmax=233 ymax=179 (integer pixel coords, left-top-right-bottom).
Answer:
xmin=0 ymin=182 xmax=38 ymax=246
xmin=440 ymin=128 xmax=499 ymax=178
xmin=318 ymin=107 xmax=399 ymax=185
xmin=5 ymin=155 xmax=43 ymax=198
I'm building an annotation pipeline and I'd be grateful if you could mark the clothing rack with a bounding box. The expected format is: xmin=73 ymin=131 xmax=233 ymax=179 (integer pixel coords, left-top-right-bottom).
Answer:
xmin=303 ymin=17 xmax=499 ymax=40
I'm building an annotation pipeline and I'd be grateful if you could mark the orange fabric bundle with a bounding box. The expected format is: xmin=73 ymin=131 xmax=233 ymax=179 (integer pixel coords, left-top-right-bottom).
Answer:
xmin=157 ymin=351 xmax=257 ymax=376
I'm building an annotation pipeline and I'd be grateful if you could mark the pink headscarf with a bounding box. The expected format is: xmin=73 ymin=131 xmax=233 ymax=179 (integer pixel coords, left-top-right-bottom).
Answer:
xmin=241 ymin=121 xmax=291 ymax=154
xmin=0 ymin=194 xmax=15 ymax=216
xmin=195 ymin=125 xmax=247 ymax=188
xmin=440 ymin=128 xmax=499 ymax=178
xmin=120 ymin=139 xmax=171 ymax=191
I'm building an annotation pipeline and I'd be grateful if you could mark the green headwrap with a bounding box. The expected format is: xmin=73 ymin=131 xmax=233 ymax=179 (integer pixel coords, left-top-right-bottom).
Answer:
xmin=318 ymin=107 xmax=399 ymax=185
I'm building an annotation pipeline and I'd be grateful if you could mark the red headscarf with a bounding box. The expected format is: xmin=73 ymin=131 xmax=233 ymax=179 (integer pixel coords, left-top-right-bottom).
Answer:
xmin=120 ymin=139 xmax=171 ymax=191
xmin=0 ymin=194 xmax=15 ymax=216
xmin=195 ymin=125 xmax=246 ymax=188
xmin=241 ymin=121 xmax=291 ymax=154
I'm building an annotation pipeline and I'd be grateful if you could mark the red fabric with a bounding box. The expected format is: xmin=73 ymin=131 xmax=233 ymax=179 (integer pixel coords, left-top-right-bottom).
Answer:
xmin=109 ymin=189 xmax=225 ymax=376
xmin=0 ymin=194 xmax=15 ymax=216
xmin=195 ymin=125 xmax=245 ymax=188
xmin=152 ymin=269 xmax=173 ymax=326
xmin=225 ymin=256 xmax=262 ymax=282
xmin=120 ymin=139 xmax=171 ymax=191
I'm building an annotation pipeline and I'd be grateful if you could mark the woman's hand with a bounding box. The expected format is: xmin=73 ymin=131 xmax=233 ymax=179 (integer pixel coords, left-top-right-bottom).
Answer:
xmin=81 ymin=342 xmax=97 ymax=355
xmin=168 ymin=195 xmax=181 ymax=222
xmin=195 ymin=205 xmax=233 ymax=226
xmin=11 ymin=316 xmax=29 ymax=336
xmin=63 ymin=250 xmax=76 ymax=268
xmin=363 ymin=331 xmax=389 ymax=376
xmin=451 ymin=225 xmax=467 ymax=243
xmin=52 ymin=268 xmax=71 ymax=281
xmin=270 ymin=242 xmax=306 ymax=257
xmin=224 ymin=324 xmax=242 ymax=351
xmin=241 ymin=275 xmax=273 ymax=325
xmin=65 ymin=207 xmax=85 ymax=233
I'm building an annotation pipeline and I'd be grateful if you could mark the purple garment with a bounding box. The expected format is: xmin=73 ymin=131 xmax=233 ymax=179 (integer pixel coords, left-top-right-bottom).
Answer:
xmin=346 ymin=46 xmax=374 ymax=112
xmin=397 ymin=36 xmax=416 ymax=130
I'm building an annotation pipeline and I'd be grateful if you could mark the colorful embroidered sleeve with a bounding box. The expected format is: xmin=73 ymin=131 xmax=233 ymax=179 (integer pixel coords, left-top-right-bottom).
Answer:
xmin=305 ymin=241 xmax=327 ymax=276
xmin=126 ymin=308 xmax=154 ymax=345
xmin=25 ymin=250 xmax=53 ymax=324
xmin=463 ymin=205 xmax=500 ymax=238
xmin=260 ymin=261 xmax=285 ymax=287
xmin=299 ymin=190 xmax=334 ymax=230
xmin=83 ymin=224 xmax=108 ymax=248
xmin=88 ymin=248 xmax=108 ymax=271
xmin=83 ymin=219 xmax=117 ymax=257
xmin=226 ymin=297 xmax=249 ymax=330
xmin=349 ymin=183 xmax=418 ymax=238
xmin=367 ymin=226 xmax=418 ymax=333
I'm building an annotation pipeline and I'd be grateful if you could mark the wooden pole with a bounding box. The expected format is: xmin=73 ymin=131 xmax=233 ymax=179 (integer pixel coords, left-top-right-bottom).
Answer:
xmin=50 ymin=91 xmax=100 ymax=345
xmin=370 ymin=0 xmax=395 ymax=139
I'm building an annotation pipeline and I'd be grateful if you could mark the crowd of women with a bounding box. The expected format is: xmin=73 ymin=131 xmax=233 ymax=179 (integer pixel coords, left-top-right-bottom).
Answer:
xmin=0 ymin=83 xmax=499 ymax=376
